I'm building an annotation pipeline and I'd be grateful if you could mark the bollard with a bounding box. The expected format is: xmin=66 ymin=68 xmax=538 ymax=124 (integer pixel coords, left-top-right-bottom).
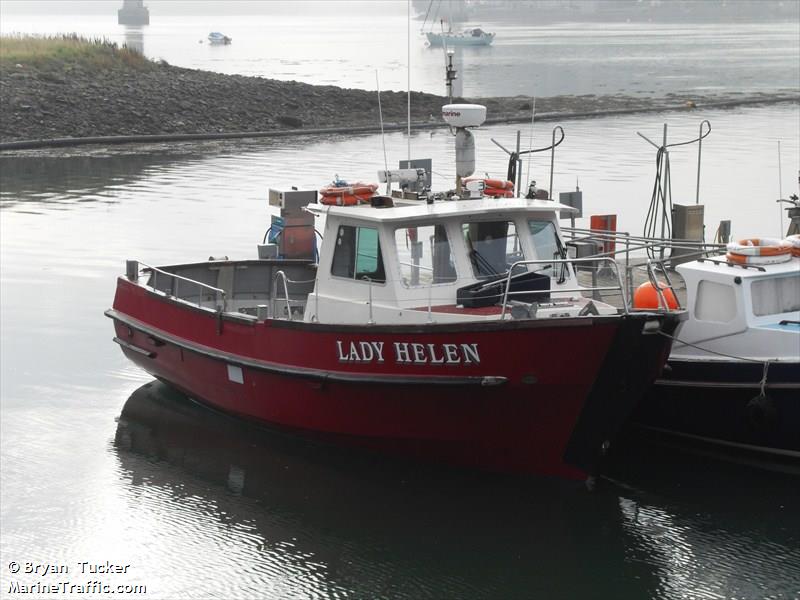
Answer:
xmin=126 ymin=260 xmax=139 ymax=281
xmin=256 ymin=305 xmax=269 ymax=321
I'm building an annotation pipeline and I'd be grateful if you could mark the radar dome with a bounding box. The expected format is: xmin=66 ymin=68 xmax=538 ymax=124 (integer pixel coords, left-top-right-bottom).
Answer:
xmin=441 ymin=104 xmax=486 ymax=128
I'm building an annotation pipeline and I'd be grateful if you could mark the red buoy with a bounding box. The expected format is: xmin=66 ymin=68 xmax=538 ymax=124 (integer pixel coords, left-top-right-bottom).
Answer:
xmin=633 ymin=282 xmax=678 ymax=310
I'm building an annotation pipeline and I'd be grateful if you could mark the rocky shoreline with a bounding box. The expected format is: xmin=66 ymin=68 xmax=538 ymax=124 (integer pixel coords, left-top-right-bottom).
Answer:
xmin=1 ymin=57 xmax=797 ymax=147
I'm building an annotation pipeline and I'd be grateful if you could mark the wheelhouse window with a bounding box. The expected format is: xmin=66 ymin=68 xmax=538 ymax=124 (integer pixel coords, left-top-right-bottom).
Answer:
xmin=331 ymin=225 xmax=386 ymax=283
xmin=751 ymin=275 xmax=800 ymax=316
xmin=395 ymin=224 xmax=457 ymax=287
xmin=528 ymin=219 xmax=566 ymax=275
xmin=528 ymin=220 xmax=563 ymax=260
xmin=694 ymin=280 xmax=737 ymax=322
xmin=462 ymin=221 xmax=524 ymax=278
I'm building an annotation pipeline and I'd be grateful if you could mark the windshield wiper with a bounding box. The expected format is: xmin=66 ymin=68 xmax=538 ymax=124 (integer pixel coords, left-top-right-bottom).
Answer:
xmin=469 ymin=248 xmax=500 ymax=277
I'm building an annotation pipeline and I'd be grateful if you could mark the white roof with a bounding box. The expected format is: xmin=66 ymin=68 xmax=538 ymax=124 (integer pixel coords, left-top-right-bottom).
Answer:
xmin=678 ymin=255 xmax=800 ymax=279
xmin=307 ymin=197 xmax=576 ymax=224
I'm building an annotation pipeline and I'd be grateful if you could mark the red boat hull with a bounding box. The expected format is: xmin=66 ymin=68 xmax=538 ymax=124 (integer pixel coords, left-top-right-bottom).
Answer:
xmin=109 ymin=278 xmax=677 ymax=479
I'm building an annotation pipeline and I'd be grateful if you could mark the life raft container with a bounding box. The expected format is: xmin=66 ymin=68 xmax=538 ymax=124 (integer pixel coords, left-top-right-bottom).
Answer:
xmin=783 ymin=234 xmax=800 ymax=257
xmin=319 ymin=183 xmax=378 ymax=206
xmin=726 ymin=237 xmax=793 ymax=265
xmin=463 ymin=178 xmax=515 ymax=198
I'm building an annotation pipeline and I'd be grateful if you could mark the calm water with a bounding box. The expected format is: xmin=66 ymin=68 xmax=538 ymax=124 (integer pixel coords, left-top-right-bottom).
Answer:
xmin=1 ymin=103 xmax=799 ymax=598
xmin=1 ymin=7 xmax=799 ymax=97
xmin=2 ymin=6 xmax=799 ymax=598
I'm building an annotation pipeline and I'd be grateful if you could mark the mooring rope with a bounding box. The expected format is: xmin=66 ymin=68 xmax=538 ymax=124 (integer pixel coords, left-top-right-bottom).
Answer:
xmin=759 ymin=361 xmax=771 ymax=396
xmin=656 ymin=330 xmax=768 ymax=364
xmin=656 ymin=329 xmax=774 ymax=391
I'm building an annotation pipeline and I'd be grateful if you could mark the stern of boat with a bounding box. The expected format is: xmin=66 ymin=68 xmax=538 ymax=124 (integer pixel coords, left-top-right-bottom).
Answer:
xmin=562 ymin=310 xmax=684 ymax=475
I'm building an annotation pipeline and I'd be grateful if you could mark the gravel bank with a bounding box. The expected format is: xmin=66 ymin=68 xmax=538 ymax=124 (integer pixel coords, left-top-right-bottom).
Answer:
xmin=1 ymin=58 xmax=797 ymax=147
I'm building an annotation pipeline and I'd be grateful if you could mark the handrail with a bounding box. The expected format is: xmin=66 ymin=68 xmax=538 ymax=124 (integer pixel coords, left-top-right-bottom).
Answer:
xmin=644 ymin=260 xmax=683 ymax=311
xmin=500 ymin=257 xmax=629 ymax=319
xmin=398 ymin=260 xmax=435 ymax=323
xmin=361 ymin=275 xmax=375 ymax=324
xmin=139 ymin=261 xmax=227 ymax=311
xmin=272 ymin=270 xmax=293 ymax=321
xmin=696 ymin=257 xmax=767 ymax=272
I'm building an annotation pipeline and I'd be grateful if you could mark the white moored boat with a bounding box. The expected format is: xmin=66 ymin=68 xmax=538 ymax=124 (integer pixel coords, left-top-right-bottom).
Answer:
xmin=208 ymin=32 xmax=232 ymax=45
xmin=426 ymin=28 xmax=495 ymax=47
xmin=636 ymin=235 xmax=800 ymax=459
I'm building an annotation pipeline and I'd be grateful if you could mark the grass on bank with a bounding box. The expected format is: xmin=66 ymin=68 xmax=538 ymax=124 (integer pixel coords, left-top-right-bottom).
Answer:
xmin=0 ymin=34 xmax=154 ymax=69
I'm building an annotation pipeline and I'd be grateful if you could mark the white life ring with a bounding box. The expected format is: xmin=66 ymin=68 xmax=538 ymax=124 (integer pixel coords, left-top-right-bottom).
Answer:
xmin=726 ymin=252 xmax=792 ymax=265
xmin=726 ymin=237 xmax=792 ymax=257
xmin=783 ymin=234 xmax=800 ymax=257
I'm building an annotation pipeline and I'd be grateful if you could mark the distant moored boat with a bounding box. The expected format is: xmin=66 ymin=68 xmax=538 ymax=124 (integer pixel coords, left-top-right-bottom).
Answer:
xmin=208 ymin=32 xmax=232 ymax=45
xmin=426 ymin=28 xmax=494 ymax=47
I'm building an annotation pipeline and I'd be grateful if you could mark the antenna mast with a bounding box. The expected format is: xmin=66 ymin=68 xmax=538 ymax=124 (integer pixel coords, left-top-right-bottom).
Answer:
xmin=445 ymin=49 xmax=456 ymax=103
xmin=407 ymin=0 xmax=411 ymax=161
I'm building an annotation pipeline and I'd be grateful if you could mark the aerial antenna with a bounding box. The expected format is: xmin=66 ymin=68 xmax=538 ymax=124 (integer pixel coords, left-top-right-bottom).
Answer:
xmin=694 ymin=120 xmax=710 ymax=204
xmin=444 ymin=49 xmax=456 ymax=104
xmin=375 ymin=70 xmax=389 ymax=175
xmin=407 ymin=0 xmax=411 ymax=161
xmin=777 ymin=140 xmax=783 ymax=236
xmin=524 ymin=97 xmax=536 ymax=191
xmin=638 ymin=121 xmax=711 ymax=259
xmin=420 ymin=0 xmax=434 ymax=32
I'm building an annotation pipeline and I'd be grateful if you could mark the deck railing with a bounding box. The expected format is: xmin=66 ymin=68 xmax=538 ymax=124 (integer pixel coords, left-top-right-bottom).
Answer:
xmin=397 ymin=260 xmax=436 ymax=323
xmin=642 ymin=260 xmax=683 ymax=311
xmin=500 ymin=257 xmax=629 ymax=318
xmin=271 ymin=270 xmax=317 ymax=321
xmin=130 ymin=260 xmax=227 ymax=312
xmin=560 ymin=227 xmax=726 ymax=302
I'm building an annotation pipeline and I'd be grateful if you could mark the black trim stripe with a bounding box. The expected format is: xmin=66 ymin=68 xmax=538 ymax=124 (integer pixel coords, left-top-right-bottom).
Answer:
xmin=636 ymin=424 xmax=800 ymax=459
xmin=655 ymin=379 xmax=798 ymax=390
xmin=113 ymin=336 xmax=156 ymax=358
xmin=106 ymin=309 xmax=507 ymax=387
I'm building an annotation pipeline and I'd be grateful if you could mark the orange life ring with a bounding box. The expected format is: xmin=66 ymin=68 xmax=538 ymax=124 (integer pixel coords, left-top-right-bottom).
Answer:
xmin=319 ymin=183 xmax=378 ymax=197
xmin=482 ymin=187 xmax=514 ymax=198
xmin=725 ymin=252 xmax=792 ymax=265
xmin=784 ymin=234 xmax=800 ymax=257
xmin=319 ymin=182 xmax=377 ymax=206
xmin=320 ymin=193 xmax=372 ymax=206
xmin=726 ymin=238 xmax=792 ymax=257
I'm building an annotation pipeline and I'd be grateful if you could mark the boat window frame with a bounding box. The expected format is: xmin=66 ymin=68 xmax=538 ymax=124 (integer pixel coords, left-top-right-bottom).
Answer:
xmin=460 ymin=217 xmax=527 ymax=279
xmin=694 ymin=279 xmax=738 ymax=323
xmin=329 ymin=223 xmax=388 ymax=286
xmin=750 ymin=274 xmax=800 ymax=317
xmin=393 ymin=222 xmax=459 ymax=289
xmin=527 ymin=218 xmax=571 ymax=281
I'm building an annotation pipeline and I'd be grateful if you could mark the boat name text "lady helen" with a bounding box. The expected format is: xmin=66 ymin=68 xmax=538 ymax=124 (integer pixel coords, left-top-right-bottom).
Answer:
xmin=336 ymin=341 xmax=481 ymax=365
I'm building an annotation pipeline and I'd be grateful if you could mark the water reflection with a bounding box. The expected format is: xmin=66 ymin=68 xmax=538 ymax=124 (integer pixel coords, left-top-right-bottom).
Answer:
xmin=0 ymin=135 xmax=330 ymax=211
xmin=0 ymin=151 xmax=200 ymax=209
xmin=123 ymin=26 xmax=144 ymax=55
xmin=112 ymin=381 xmax=800 ymax=599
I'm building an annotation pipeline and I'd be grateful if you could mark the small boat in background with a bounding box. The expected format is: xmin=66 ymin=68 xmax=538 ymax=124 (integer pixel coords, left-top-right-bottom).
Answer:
xmin=426 ymin=27 xmax=494 ymax=47
xmin=420 ymin=1 xmax=494 ymax=47
xmin=208 ymin=32 xmax=232 ymax=45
